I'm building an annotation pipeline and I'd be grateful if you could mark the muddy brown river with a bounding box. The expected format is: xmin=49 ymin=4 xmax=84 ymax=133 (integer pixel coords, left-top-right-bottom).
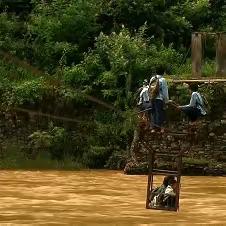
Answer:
xmin=0 ymin=170 xmax=226 ymax=225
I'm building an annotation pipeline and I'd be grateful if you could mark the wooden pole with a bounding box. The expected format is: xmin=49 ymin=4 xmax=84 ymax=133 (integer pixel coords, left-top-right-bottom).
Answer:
xmin=216 ymin=33 xmax=226 ymax=76
xmin=192 ymin=33 xmax=202 ymax=78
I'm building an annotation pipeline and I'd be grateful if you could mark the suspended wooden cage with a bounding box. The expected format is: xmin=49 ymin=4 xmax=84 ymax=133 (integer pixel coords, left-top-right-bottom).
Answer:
xmin=145 ymin=132 xmax=186 ymax=211
xmin=192 ymin=32 xmax=226 ymax=77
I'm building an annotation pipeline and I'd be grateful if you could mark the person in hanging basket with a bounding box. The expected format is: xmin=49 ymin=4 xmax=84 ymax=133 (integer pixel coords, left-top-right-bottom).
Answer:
xmin=177 ymin=83 xmax=207 ymax=122
xmin=149 ymin=175 xmax=176 ymax=208
xmin=149 ymin=67 xmax=169 ymax=133
xmin=163 ymin=177 xmax=177 ymax=208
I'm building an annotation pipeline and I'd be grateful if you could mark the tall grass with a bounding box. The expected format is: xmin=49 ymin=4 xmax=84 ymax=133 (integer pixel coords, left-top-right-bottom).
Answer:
xmin=0 ymin=143 xmax=85 ymax=170
xmin=173 ymin=59 xmax=216 ymax=78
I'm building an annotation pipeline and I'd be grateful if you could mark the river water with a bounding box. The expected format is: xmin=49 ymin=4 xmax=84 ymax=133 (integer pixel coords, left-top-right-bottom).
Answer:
xmin=0 ymin=170 xmax=226 ymax=225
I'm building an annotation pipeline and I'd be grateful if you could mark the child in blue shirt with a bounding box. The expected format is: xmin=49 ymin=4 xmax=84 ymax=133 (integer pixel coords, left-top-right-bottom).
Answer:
xmin=178 ymin=83 xmax=206 ymax=122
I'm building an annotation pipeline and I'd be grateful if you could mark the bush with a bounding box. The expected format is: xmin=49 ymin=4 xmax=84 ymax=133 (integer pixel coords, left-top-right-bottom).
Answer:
xmin=64 ymin=28 xmax=182 ymax=110
xmin=82 ymin=146 xmax=112 ymax=168
xmin=27 ymin=124 xmax=68 ymax=160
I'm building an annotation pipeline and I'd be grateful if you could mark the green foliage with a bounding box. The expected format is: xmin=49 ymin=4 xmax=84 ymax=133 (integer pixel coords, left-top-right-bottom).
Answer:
xmin=28 ymin=130 xmax=52 ymax=150
xmin=28 ymin=124 xmax=68 ymax=160
xmin=27 ymin=121 xmax=91 ymax=162
xmin=82 ymin=146 xmax=112 ymax=168
xmin=168 ymin=82 xmax=226 ymax=121
xmin=9 ymin=78 xmax=46 ymax=106
xmin=79 ymin=109 xmax=131 ymax=168
xmin=0 ymin=61 xmax=87 ymax=108
xmin=201 ymin=61 xmax=216 ymax=77
xmin=26 ymin=0 xmax=101 ymax=71
xmin=56 ymin=86 xmax=86 ymax=104
xmin=0 ymin=142 xmax=84 ymax=170
xmin=121 ymin=109 xmax=138 ymax=136
xmin=0 ymin=0 xmax=101 ymax=72
xmin=199 ymin=84 xmax=226 ymax=119
xmin=175 ymin=84 xmax=190 ymax=105
xmin=30 ymin=0 xmax=99 ymax=43
xmin=0 ymin=0 xmax=225 ymax=170
xmin=92 ymin=111 xmax=125 ymax=147
xmin=49 ymin=123 xmax=74 ymax=160
xmin=0 ymin=13 xmax=24 ymax=48
xmin=99 ymin=0 xmax=214 ymax=48
xmin=209 ymin=0 xmax=226 ymax=30
xmin=183 ymin=157 xmax=209 ymax=166
xmin=173 ymin=59 xmax=217 ymax=79
xmin=173 ymin=59 xmax=192 ymax=78
xmin=65 ymin=28 xmax=182 ymax=109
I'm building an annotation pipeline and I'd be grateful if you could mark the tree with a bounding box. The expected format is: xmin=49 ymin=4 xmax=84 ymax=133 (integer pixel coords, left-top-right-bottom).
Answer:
xmin=64 ymin=27 xmax=182 ymax=109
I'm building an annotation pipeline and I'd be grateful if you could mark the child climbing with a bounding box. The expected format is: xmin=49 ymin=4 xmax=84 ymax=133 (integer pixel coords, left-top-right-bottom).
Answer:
xmin=149 ymin=175 xmax=176 ymax=208
xmin=149 ymin=66 xmax=169 ymax=133
xmin=177 ymin=83 xmax=207 ymax=122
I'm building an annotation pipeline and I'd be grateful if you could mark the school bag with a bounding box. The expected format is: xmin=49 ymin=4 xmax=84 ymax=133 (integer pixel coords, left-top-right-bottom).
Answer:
xmin=196 ymin=92 xmax=211 ymax=114
xmin=149 ymin=185 xmax=166 ymax=207
xmin=201 ymin=94 xmax=211 ymax=114
xmin=149 ymin=76 xmax=160 ymax=100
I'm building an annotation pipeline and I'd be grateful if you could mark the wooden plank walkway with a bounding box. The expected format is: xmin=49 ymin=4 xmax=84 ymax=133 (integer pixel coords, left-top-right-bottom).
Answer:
xmin=169 ymin=78 xmax=226 ymax=83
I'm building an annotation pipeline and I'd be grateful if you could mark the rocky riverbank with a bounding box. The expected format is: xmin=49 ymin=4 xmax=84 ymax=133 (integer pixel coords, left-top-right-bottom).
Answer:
xmin=123 ymin=112 xmax=226 ymax=176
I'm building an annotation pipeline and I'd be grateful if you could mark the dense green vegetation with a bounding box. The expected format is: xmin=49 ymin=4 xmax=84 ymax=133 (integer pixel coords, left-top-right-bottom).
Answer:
xmin=0 ymin=0 xmax=225 ymax=169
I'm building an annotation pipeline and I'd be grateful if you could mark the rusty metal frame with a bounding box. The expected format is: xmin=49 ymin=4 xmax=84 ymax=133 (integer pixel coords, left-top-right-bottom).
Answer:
xmin=145 ymin=132 xmax=188 ymax=212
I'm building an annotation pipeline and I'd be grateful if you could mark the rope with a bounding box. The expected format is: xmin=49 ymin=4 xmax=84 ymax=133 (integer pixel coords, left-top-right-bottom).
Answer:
xmin=137 ymin=107 xmax=152 ymax=114
xmin=180 ymin=45 xmax=191 ymax=66
xmin=13 ymin=107 xmax=84 ymax=123
xmin=170 ymin=78 xmax=226 ymax=83
xmin=0 ymin=49 xmax=116 ymax=111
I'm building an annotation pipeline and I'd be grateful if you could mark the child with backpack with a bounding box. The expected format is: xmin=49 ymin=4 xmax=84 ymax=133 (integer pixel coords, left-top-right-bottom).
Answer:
xmin=137 ymin=79 xmax=152 ymax=128
xmin=149 ymin=175 xmax=176 ymax=208
xmin=149 ymin=67 xmax=169 ymax=133
xmin=177 ymin=83 xmax=207 ymax=122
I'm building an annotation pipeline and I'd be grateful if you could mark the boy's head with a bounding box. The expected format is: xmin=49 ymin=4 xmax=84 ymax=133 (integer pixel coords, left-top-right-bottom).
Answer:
xmin=143 ymin=79 xmax=148 ymax=86
xmin=156 ymin=66 xmax=165 ymax=76
xmin=189 ymin=83 xmax=199 ymax=92
xmin=167 ymin=177 xmax=177 ymax=191
xmin=163 ymin=175 xmax=176 ymax=186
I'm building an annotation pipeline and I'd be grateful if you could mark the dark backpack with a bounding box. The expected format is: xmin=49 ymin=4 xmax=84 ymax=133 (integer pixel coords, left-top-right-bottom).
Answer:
xmin=196 ymin=93 xmax=210 ymax=114
xmin=201 ymin=94 xmax=211 ymax=114
xmin=149 ymin=185 xmax=166 ymax=206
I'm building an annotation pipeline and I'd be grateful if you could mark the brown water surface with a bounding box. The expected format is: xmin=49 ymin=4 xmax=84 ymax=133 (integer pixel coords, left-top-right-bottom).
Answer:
xmin=0 ymin=170 xmax=226 ymax=225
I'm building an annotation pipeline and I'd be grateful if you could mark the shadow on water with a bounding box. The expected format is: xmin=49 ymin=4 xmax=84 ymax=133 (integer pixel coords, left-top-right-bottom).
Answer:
xmin=0 ymin=170 xmax=226 ymax=225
